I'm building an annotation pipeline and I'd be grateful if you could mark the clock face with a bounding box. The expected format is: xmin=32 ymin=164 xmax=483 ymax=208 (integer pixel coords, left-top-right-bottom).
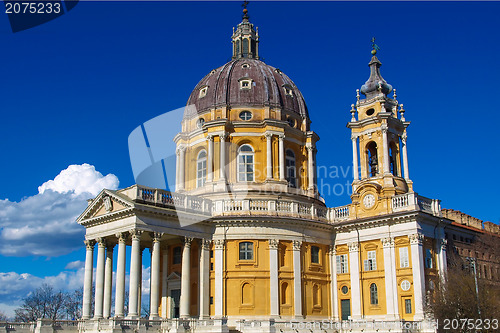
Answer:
xmin=363 ymin=194 xmax=376 ymax=209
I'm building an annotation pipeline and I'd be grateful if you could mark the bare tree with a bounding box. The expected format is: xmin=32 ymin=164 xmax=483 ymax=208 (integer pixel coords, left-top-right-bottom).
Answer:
xmin=14 ymin=284 xmax=66 ymax=322
xmin=64 ymin=288 xmax=83 ymax=320
xmin=426 ymin=252 xmax=500 ymax=333
xmin=0 ymin=311 xmax=8 ymax=321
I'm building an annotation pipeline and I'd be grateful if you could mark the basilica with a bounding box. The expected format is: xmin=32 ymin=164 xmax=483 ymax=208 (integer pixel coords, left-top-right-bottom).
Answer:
xmin=76 ymin=8 xmax=451 ymax=333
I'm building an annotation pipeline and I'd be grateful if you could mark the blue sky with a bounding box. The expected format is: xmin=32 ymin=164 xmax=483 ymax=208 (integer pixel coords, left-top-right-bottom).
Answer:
xmin=0 ymin=1 xmax=499 ymax=317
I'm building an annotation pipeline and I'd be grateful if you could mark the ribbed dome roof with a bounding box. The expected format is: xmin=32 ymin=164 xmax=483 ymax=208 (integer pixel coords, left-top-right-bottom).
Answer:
xmin=185 ymin=58 xmax=308 ymax=119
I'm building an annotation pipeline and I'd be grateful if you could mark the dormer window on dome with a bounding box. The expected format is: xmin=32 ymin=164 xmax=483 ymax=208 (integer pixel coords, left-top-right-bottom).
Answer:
xmin=242 ymin=63 xmax=250 ymax=69
xmin=283 ymin=85 xmax=293 ymax=97
xmin=199 ymin=86 xmax=208 ymax=98
xmin=239 ymin=78 xmax=253 ymax=90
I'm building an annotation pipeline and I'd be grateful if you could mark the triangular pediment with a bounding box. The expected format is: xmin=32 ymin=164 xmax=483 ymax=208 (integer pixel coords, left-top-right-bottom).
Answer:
xmin=167 ymin=272 xmax=180 ymax=281
xmin=77 ymin=189 xmax=134 ymax=223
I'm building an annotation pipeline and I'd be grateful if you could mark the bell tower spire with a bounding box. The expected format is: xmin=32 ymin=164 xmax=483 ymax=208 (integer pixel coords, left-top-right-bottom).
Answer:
xmin=348 ymin=42 xmax=412 ymax=218
xmin=232 ymin=1 xmax=259 ymax=59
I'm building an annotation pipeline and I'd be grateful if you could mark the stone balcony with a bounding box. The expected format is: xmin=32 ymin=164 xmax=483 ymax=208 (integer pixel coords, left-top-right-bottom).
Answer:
xmin=120 ymin=185 xmax=442 ymax=225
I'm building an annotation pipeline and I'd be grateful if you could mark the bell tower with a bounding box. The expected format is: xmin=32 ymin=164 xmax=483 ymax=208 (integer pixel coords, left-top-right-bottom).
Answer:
xmin=348 ymin=45 xmax=412 ymax=217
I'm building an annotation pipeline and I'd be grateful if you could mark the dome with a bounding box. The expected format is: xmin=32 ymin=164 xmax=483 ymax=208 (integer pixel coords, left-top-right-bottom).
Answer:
xmin=185 ymin=58 xmax=308 ymax=119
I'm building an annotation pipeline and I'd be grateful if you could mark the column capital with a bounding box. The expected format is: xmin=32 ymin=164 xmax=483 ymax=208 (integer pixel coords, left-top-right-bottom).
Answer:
xmin=328 ymin=245 xmax=336 ymax=256
xmin=183 ymin=236 xmax=193 ymax=248
xmin=129 ymin=229 xmax=143 ymax=240
xmin=382 ymin=237 xmax=395 ymax=248
xmin=278 ymin=133 xmax=285 ymax=140
xmin=176 ymin=146 xmax=186 ymax=155
xmin=409 ymin=233 xmax=424 ymax=245
xmin=306 ymin=145 xmax=316 ymax=153
xmin=214 ymin=239 xmax=225 ymax=250
xmin=207 ymin=134 xmax=214 ymax=141
xmin=84 ymin=239 xmax=96 ymax=249
xmin=219 ymin=132 xmax=228 ymax=141
xmin=200 ymin=238 xmax=211 ymax=251
xmin=268 ymin=239 xmax=279 ymax=250
xmin=348 ymin=242 xmax=359 ymax=253
xmin=292 ymin=240 xmax=302 ymax=251
xmin=116 ymin=232 xmax=128 ymax=243
xmin=439 ymin=238 xmax=448 ymax=250
xmin=264 ymin=132 xmax=273 ymax=140
xmin=151 ymin=232 xmax=163 ymax=242
xmin=96 ymin=237 xmax=107 ymax=247
xmin=351 ymin=134 xmax=358 ymax=141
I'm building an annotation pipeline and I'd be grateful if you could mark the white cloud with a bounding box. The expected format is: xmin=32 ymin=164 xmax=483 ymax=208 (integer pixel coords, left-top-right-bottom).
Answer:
xmin=0 ymin=164 xmax=119 ymax=257
xmin=38 ymin=163 xmax=119 ymax=197
xmin=65 ymin=260 xmax=84 ymax=270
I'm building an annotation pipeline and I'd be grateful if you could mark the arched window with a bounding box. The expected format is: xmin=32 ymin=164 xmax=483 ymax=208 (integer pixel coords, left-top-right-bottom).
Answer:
xmin=238 ymin=144 xmax=254 ymax=182
xmin=370 ymin=283 xmax=378 ymax=305
xmin=313 ymin=284 xmax=321 ymax=306
xmin=286 ymin=149 xmax=296 ymax=188
xmin=242 ymin=38 xmax=249 ymax=57
xmin=389 ymin=143 xmax=398 ymax=176
xmin=366 ymin=142 xmax=378 ymax=177
xmin=281 ymin=282 xmax=288 ymax=304
xmin=197 ymin=150 xmax=207 ymax=188
xmin=242 ymin=282 xmax=252 ymax=304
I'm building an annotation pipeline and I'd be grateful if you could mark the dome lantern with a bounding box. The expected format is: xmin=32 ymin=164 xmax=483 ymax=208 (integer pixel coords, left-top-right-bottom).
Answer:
xmin=231 ymin=4 xmax=259 ymax=60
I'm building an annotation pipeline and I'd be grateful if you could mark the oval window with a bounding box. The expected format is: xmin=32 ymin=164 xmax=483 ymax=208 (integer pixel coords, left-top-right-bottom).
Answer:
xmin=239 ymin=111 xmax=252 ymax=121
xmin=196 ymin=118 xmax=205 ymax=128
xmin=366 ymin=108 xmax=375 ymax=116
xmin=287 ymin=117 xmax=295 ymax=128
xmin=341 ymin=286 xmax=349 ymax=294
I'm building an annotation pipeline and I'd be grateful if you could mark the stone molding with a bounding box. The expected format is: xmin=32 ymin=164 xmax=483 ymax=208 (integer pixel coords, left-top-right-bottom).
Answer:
xmin=409 ymin=233 xmax=424 ymax=245
xmin=214 ymin=239 xmax=225 ymax=250
xmin=268 ymin=239 xmax=279 ymax=250
xmin=348 ymin=242 xmax=359 ymax=252
xmin=84 ymin=239 xmax=95 ymax=249
xmin=382 ymin=237 xmax=395 ymax=248
xmin=292 ymin=240 xmax=302 ymax=251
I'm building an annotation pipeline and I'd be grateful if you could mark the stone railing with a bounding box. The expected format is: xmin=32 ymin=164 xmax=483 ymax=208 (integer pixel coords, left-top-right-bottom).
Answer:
xmin=213 ymin=198 xmax=350 ymax=223
xmin=133 ymin=185 xmax=212 ymax=215
xmin=392 ymin=192 xmax=441 ymax=217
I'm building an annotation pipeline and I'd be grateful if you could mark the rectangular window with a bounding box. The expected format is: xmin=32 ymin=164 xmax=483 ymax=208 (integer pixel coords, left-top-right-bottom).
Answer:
xmin=311 ymin=246 xmax=320 ymax=264
xmin=425 ymin=249 xmax=433 ymax=269
xmin=239 ymin=242 xmax=253 ymax=260
xmin=238 ymin=155 xmax=254 ymax=181
xmin=405 ymin=299 xmax=412 ymax=314
xmin=399 ymin=247 xmax=409 ymax=268
xmin=364 ymin=250 xmax=377 ymax=271
xmin=173 ymin=246 xmax=182 ymax=265
xmin=336 ymin=254 xmax=348 ymax=274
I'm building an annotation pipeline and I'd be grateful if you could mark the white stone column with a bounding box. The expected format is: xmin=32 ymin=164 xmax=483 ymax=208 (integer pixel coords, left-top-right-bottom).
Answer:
xmin=93 ymin=238 xmax=106 ymax=319
xmin=180 ymin=237 xmax=192 ymax=318
xmin=390 ymin=242 xmax=400 ymax=317
xmin=349 ymin=242 xmax=361 ymax=319
xmin=175 ymin=148 xmax=180 ymax=190
xmin=199 ymin=239 xmax=210 ymax=319
xmin=292 ymin=240 xmax=302 ymax=318
xmin=278 ymin=134 xmax=285 ymax=181
xmin=207 ymin=135 xmax=214 ymax=182
xmin=103 ymin=243 xmax=114 ymax=318
xmin=410 ymin=233 xmax=425 ymax=321
xmin=161 ymin=246 xmax=169 ymax=318
xmin=401 ymin=132 xmax=410 ymax=180
xmin=329 ymin=245 xmax=339 ymax=320
xmin=383 ymin=238 xmax=397 ymax=318
xmin=269 ymin=239 xmax=279 ymax=317
xmin=115 ymin=233 xmax=127 ymax=318
xmin=351 ymin=135 xmax=359 ymax=181
xmin=219 ymin=133 xmax=227 ymax=181
xmin=178 ymin=147 xmax=186 ymax=191
xmin=265 ymin=133 xmax=273 ymax=180
xmin=382 ymin=126 xmax=390 ymax=174
xmin=150 ymin=233 xmax=162 ymax=319
xmin=138 ymin=247 xmax=143 ymax=316
xmin=128 ymin=230 xmax=142 ymax=318
xmin=82 ymin=240 xmax=95 ymax=319
xmin=214 ymin=239 xmax=225 ymax=318
xmin=307 ymin=145 xmax=316 ymax=190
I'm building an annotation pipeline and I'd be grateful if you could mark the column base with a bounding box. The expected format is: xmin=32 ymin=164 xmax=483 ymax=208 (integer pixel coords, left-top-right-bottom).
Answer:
xmin=149 ymin=314 xmax=160 ymax=320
